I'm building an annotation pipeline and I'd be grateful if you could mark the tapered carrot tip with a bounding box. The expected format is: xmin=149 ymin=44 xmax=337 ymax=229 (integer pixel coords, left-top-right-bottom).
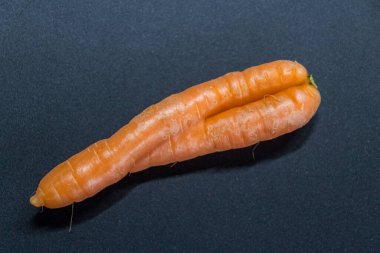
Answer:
xmin=30 ymin=193 xmax=43 ymax=207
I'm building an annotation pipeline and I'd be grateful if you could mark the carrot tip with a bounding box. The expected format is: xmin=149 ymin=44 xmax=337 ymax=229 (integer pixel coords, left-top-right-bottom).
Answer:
xmin=309 ymin=75 xmax=318 ymax=89
xmin=30 ymin=194 xmax=43 ymax=207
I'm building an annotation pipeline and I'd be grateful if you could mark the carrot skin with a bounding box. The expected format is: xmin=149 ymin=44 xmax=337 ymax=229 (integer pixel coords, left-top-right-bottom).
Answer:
xmin=30 ymin=60 xmax=319 ymax=208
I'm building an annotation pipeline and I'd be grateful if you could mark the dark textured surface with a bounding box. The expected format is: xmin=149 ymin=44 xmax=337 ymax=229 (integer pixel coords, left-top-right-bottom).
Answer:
xmin=1 ymin=0 xmax=379 ymax=252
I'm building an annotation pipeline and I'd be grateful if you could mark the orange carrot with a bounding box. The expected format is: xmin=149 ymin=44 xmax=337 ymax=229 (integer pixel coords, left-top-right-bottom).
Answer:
xmin=30 ymin=60 xmax=320 ymax=208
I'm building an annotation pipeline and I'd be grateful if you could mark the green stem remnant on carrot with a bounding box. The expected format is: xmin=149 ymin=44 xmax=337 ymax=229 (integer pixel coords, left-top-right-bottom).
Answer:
xmin=309 ymin=75 xmax=318 ymax=88
xmin=30 ymin=60 xmax=321 ymax=209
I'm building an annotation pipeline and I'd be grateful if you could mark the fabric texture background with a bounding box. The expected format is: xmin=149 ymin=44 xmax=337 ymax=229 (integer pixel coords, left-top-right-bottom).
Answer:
xmin=0 ymin=0 xmax=379 ymax=252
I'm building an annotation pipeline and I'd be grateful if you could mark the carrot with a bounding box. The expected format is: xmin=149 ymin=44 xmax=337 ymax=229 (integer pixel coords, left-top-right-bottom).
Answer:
xmin=30 ymin=60 xmax=320 ymax=208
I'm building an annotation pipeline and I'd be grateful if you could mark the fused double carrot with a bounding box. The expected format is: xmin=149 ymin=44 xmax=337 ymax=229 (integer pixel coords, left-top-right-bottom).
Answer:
xmin=30 ymin=60 xmax=320 ymax=208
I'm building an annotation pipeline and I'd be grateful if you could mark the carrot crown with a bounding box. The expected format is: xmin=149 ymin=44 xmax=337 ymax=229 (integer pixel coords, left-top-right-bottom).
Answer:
xmin=309 ymin=75 xmax=318 ymax=89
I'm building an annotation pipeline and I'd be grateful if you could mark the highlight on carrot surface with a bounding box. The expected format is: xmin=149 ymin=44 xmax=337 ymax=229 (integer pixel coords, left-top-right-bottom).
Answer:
xmin=30 ymin=60 xmax=321 ymax=209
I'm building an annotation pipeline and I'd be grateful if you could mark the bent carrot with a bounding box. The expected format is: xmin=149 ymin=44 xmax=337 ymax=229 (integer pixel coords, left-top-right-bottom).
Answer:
xmin=30 ymin=60 xmax=320 ymax=208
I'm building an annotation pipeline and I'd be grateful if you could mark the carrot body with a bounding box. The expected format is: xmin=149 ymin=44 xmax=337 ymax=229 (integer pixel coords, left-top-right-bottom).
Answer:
xmin=30 ymin=60 xmax=320 ymax=208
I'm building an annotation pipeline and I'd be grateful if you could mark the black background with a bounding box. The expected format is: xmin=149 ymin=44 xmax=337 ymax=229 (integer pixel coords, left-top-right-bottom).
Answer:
xmin=1 ymin=0 xmax=379 ymax=252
